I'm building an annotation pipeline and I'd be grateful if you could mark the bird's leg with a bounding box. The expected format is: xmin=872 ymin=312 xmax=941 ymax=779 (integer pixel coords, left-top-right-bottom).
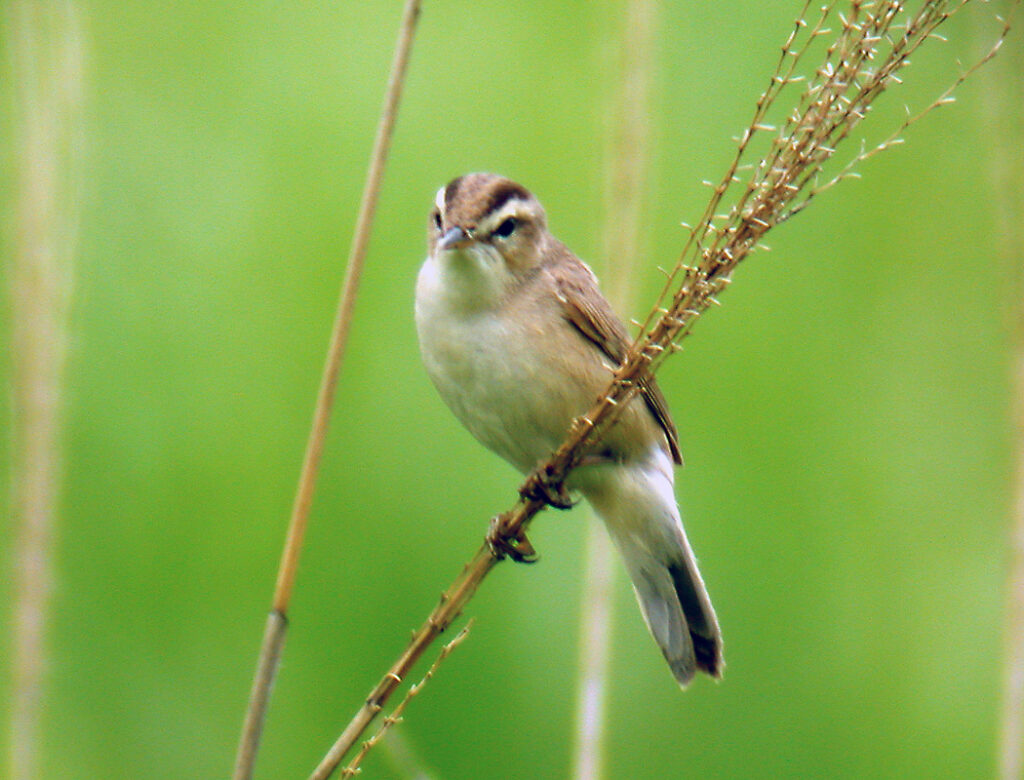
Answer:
xmin=487 ymin=512 xmax=538 ymax=563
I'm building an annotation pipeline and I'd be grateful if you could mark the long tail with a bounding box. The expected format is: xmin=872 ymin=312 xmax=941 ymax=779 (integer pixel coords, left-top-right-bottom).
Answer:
xmin=580 ymin=448 xmax=722 ymax=686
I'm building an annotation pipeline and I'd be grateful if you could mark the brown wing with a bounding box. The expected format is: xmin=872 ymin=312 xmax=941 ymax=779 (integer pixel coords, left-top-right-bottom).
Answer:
xmin=553 ymin=264 xmax=683 ymax=466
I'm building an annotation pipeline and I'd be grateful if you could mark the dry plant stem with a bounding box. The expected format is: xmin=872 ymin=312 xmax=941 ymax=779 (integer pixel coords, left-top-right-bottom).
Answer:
xmin=231 ymin=1 xmax=423 ymax=777
xmin=542 ymin=1 xmax=1012 ymax=548
xmin=309 ymin=545 xmax=509 ymax=780
xmin=5 ymin=3 xmax=83 ymax=779
xmin=339 ymin=622 xmax=473 ymax=778
xmin=312 ymin=2 xmax=1010 ymax=773
xmin=573 ymin=1 xmax=656 ymax=778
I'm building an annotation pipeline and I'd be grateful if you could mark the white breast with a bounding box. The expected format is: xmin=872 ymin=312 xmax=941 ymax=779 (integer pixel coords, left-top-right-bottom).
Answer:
xmin=415 ymin=251 xmax=568 ymax=473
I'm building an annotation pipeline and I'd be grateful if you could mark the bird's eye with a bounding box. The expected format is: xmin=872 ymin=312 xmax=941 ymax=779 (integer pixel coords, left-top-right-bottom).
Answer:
xmin=431 ymin=210 xmax=442 ymax=229
xmin=493 ymin=217 xmax=517 ymax=239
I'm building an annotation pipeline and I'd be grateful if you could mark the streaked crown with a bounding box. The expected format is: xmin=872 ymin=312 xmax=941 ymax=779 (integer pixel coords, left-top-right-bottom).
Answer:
xmin=428 ymin=173 xmax=548 ymax=271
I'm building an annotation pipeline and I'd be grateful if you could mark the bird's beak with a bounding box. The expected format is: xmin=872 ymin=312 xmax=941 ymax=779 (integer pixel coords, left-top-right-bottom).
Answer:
xmin=437 ymin=226 xmax=472 ymax=251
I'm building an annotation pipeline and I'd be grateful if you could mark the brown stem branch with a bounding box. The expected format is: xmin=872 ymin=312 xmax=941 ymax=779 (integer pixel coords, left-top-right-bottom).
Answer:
xmin=309 ymin=545 xmax=501 ymax=780
xmin=231 ymin=1 xmax=423 ymax=777
xmin=339 ymin=621 xmax=473 ymax=778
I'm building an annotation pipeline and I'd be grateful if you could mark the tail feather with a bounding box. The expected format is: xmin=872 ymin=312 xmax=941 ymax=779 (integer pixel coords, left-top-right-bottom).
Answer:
xmin=617 ymin=538 xmax=722 ymax=686
xmin=668 ymin=558 xmax=722 ymax=678
xmin=579 ymin=448 xmax=722 ymax=686
xmin=627 ymin=562 xmax=699 ymax=685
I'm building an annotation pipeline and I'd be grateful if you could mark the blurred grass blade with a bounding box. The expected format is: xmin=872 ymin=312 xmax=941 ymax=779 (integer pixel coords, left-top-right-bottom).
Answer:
xmin=990 ymin=10 xmax=1024 ymax=778
xmin=5 ymin=2 xmax=84 ymax=778
xmin=573 ymin=1 xmax=657 ymax=778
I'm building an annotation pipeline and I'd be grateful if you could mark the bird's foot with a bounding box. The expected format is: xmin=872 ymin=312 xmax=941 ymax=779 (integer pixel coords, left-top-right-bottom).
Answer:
xmin=519 ymin=466 xmax=577 ymax=510
xmin=487 ymin=513 xmax=538 ymax=564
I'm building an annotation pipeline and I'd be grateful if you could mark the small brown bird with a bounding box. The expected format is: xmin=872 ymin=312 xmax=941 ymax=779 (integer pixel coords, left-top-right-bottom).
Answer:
xmin=415 ymin=173 xmax=721 ymax=685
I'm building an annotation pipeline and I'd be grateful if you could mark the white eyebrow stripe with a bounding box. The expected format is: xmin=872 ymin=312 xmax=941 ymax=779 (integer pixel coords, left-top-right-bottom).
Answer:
xmin=477 ymin=197 xmax=534 ymax=235
xmin=434 ymin=187 xmax=446 ymax=214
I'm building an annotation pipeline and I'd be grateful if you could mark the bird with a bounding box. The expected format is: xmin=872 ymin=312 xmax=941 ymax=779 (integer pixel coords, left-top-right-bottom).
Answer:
xmin=414 ymin=173 xmax=721 ymax=686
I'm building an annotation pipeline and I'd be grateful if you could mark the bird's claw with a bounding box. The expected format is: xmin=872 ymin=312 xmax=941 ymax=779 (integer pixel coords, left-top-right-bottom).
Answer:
xmin=520 ymin=468 xmax=576 ymax=510
xmin=487 ymin=513 xmax=538 ymax=563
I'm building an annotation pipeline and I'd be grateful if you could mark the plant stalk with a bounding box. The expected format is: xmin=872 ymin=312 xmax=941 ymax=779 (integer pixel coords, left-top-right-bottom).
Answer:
xmin=232 ymin=1 xmax=423 ymax=777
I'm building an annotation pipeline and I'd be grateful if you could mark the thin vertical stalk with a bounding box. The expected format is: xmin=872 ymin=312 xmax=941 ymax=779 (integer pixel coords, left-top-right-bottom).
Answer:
xmin=1007 ymin=344 xmax=1024 ymax=780
xmin=572 ymin=2 xmax=656 ymax=778
xmin=5 ymin=2 xmax=84 ymax=779
xmin=990 ymin=8 xmax=1024 ymax=778
xmin=572 ymin=526 xmax=618 ymax=780
xmin=232 ymin=2 xmax=423 ymax=778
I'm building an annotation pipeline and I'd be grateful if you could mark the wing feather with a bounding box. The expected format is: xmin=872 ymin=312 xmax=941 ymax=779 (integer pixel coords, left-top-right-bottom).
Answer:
xmin=552 ymin=265 xmax=683 ymax=465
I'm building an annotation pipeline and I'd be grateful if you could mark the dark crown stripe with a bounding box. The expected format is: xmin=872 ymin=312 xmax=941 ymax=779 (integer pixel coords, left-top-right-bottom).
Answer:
xmin=484 ymin=181 xmax=531 ymax=216
xmin=443 ymin=176 xmax=464 ymax=211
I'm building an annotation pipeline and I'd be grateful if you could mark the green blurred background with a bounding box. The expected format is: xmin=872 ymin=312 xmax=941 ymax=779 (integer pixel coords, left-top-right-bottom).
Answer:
xmin=2 ymin=1 xmax=1022 ymax=778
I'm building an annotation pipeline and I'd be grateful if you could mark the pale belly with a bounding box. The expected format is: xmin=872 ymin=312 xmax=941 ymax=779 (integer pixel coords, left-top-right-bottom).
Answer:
xmin=416 ymin=300 xmax=587 ymax=474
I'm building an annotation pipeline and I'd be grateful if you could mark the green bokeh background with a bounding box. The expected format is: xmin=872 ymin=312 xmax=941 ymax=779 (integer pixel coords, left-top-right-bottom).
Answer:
xmin=2 ymin=2 xmax=1022 ymax=778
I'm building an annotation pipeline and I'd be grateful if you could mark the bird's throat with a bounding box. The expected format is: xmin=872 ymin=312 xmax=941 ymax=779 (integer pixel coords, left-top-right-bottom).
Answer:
xmin=432 ymin=247 xmax=509 ymax=313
